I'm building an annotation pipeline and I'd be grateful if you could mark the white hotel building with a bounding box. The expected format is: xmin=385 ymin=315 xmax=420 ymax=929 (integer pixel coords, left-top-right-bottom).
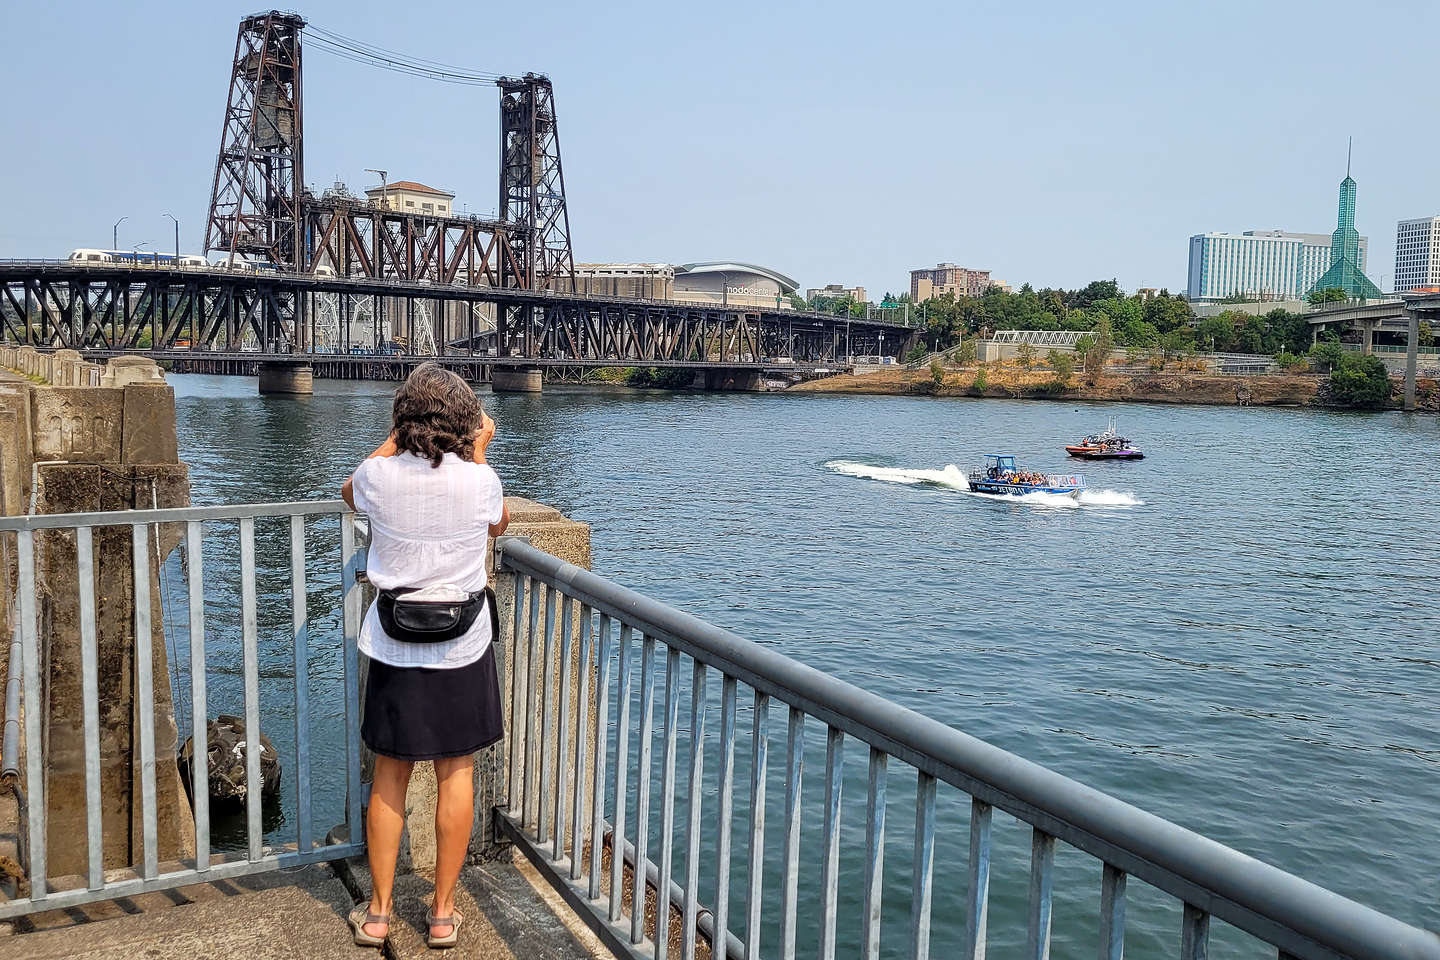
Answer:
xmin=1393 ymin=216 xmax=1440 ymax=292
xmin=1186 ymin=230 xmax=1367 ymax=301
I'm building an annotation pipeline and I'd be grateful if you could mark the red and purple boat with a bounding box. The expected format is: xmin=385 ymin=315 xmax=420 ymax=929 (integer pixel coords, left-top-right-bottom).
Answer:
xmin=1065 ymin=419 xmax=1144 ymax=460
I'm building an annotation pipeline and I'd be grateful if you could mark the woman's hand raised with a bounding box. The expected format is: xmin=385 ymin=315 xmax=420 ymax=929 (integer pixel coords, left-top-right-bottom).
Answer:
xmin=472 ymin=413 xmax=495 ymax=464
xmin=371 ymin=433 xmax=399 ymax=458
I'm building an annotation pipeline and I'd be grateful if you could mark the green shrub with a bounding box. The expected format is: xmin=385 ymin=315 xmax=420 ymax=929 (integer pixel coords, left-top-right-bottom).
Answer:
xmin=972 ymin=365 xmax=989 ymax=392
xmin=1328 ymin=354 xmax=1392 ymax=408
xmin=1308 ymin=340 xmax=1346 ymax=373
xmin=1016 ymin=342 xmax=1037 ymax=370
xmin=1275 ymin=351 xmax=1310 ymax=372
xmin=930 ymin=359 xmax=944 ymax=386
xmin=625 ymin=366 xmax=693 ymax=389
xmin=1045 ymin=350 xmax=1074 ymax=383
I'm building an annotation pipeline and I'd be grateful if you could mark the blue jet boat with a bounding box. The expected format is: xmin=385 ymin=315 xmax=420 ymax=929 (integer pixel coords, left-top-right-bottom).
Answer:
xmin=967 ymin=454 xmax=1086 ymax=497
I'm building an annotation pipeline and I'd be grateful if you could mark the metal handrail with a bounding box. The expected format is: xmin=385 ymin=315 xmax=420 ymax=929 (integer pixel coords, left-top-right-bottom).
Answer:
xmin=0 ymin=499 xmax=366 ymax=920
xmin=495 ymin=537 xmax=1440 ymax=960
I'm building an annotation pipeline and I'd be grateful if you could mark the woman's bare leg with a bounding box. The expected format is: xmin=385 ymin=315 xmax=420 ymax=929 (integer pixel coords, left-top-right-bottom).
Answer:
xmin=430 ymin=754 xmax=476 ymax=937
xmin=365 ymin=754 xmax=415 ymax=937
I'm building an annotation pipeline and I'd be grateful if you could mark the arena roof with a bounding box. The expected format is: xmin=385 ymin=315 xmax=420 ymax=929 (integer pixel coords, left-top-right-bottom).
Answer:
xmin=676 ymin=261 xmax=799 ymax=293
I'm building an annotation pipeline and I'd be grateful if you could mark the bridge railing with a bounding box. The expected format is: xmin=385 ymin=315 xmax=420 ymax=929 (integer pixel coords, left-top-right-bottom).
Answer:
xmin=495 ymin=536 xmax=1440 ymax=960
xmin=0 ymin=500 xmax=366 ymax=920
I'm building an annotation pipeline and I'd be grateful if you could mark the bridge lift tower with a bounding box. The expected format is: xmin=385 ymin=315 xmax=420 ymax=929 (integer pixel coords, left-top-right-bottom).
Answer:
xmin=201 ymin=14 xmax=575 ymax=301
xmin=203 ymin=11 xmax=306 ymax=271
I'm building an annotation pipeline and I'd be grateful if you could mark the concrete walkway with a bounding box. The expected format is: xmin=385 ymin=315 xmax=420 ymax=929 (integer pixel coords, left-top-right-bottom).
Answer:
xmin=7 ymin=855 xmax=613 ymax=960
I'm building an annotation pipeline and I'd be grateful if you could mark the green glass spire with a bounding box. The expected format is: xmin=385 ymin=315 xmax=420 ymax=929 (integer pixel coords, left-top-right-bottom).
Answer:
xmin=1308 ymin=139 xmax=1381 ymax=300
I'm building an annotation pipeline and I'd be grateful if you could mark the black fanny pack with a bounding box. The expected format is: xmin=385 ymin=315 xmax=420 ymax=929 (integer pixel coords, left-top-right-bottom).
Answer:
xmin=377 ymin=585 xmax=496 ymax=644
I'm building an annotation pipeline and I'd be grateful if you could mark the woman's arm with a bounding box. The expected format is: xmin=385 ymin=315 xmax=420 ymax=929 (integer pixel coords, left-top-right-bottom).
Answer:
xmin=489 ymin=502 xmax=510 ymax=539
xmin=474 ymin=414 xmax=508 ymax=536
xmin=341 ymin=433 xmax=399 ymax=510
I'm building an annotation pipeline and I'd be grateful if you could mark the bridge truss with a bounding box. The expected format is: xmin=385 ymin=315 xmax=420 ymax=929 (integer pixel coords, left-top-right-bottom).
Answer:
xmin=0 ymin=264 xmax=912 ymax=367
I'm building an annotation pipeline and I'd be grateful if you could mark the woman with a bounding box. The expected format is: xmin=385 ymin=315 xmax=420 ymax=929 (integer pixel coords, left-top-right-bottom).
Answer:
xmin=341 ymin=363 xmax=511 ymax=950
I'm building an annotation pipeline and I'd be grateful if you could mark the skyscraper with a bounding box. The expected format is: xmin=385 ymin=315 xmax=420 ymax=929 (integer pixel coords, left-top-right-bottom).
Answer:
xmin=1307 ymin=141 xmax=1382 ymax=299
xmin=1393 ymin=216 xmax=1440 ymax=292
xmin=1185 ymin=230 xmax=1365 ymax=302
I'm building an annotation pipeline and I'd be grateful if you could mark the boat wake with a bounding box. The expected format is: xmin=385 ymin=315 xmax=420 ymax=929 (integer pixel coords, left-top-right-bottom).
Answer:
xmin=824 ymin=460 xmax=1143 ymax=508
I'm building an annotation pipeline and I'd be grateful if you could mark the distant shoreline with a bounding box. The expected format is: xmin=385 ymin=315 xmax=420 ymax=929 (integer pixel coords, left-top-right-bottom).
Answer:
xmin=787 ymin=367 xmax=1439 ymax=411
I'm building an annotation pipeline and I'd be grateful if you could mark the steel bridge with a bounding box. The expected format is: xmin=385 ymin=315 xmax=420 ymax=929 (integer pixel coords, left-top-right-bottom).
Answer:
xmin=0 ymin=11 xmax=916 ymax=382
xmin=0 ymin=260 xmax=910 ymax=374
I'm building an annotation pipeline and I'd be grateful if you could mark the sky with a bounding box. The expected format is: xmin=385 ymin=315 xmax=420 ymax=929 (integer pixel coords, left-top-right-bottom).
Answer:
xmin=4 ymin=0 xmax=1438 ymax=297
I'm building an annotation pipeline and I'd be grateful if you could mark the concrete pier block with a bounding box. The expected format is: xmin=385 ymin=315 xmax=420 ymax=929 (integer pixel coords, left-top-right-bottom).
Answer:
xmin=99 ymin=355 xmax=165 ymax=388
xmin=491 ymin=365 xmax=543 ymax=393
xmin=257 ymin=362 xmax=314 ymax=395
xmin=702 ymin=368 xmax=763 ymax=391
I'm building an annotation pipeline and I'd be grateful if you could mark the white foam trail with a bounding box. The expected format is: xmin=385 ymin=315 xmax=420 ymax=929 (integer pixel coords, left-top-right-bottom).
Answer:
xmin=825 ymin=460 xmax=1143 ymax=508
xmin=1075 ymin=488 xmax=1145 ymax=507
xmin=825 ymin=460 xmax=972 ymax=492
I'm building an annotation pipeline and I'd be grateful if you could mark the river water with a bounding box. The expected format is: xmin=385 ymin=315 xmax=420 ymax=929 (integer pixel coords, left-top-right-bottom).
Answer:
xmin=167 ymin=375 xmax=1438 ymax=955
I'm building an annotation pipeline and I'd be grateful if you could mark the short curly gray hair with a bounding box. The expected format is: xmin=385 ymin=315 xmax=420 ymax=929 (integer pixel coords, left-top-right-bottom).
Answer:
xmin=391 ymin=363 xmax=483 ymax=467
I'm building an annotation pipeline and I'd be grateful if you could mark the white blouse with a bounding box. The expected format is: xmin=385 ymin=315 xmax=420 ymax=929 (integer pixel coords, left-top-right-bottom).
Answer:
xmin=351 ymin=451 xmax=505 ymax=669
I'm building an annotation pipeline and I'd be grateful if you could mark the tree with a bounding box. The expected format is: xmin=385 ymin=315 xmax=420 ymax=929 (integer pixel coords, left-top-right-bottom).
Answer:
xmin=1264 ymin=308 xmax=1311 ymax=355
xmin=1419 ymin=321 xmax=1435 ymax=349
xmin=1078 ymin=316 xmax=1114 ymax=382
xmin=1141 ymin=292 xmax=1193 ymax=335
xmin=930 ymin=359 xmax=945 ymax=386
xmin=787 ymin=293 xmax=808 ymax=311
xmin=956 ymin=339 xmax=978 ymax=366
xmin=1016 ymin=341 xmax=1037 ymax=370
xmin=1046 ymin=350 xmax=1074 ymax=384
xmin=1307 ymin=287 xmax=1349 ymax=305
xmin=1195 ymin=314 xmax=1234 ymax=353
xmin=1308 ymin=340 xmax=1346 ymax=374
xmin=972 ymin=364 xmax=989 ymax=392
xmin=1160 ymin=328 xmax=1194 ymax=360
xmin=1070 ymin=279 xmax=1123 ymax=310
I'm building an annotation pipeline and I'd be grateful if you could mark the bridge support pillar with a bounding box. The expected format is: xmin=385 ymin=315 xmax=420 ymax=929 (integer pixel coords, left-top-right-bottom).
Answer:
xmin=701 ymin=369 xmax=763 ymax=391
xmin=1361 ymin=319 xmax=1375 ymax=356
xmin=492 ymin=365 xmax=543 ymax=393
xmin=257 ymin=362 xmax=313 ymax=395
xmin=1404 ymin=308 xmax=1420 ymax=412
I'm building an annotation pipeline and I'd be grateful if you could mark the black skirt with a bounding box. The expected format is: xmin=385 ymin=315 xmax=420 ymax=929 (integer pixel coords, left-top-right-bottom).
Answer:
xmin=361 ymin=644 xmax=505 ymax=761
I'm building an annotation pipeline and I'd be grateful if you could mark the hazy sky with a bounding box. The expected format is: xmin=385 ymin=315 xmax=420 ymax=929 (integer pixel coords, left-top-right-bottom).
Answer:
xmin=4 ymin=0 xmax=1437 ymax=296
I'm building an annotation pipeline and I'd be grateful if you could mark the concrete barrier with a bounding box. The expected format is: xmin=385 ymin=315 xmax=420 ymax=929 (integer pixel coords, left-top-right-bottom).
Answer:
xmin=0 ymin=355 xmax=193 ymax=880
xmin=0 ymin=346 xmax=105 ymax=387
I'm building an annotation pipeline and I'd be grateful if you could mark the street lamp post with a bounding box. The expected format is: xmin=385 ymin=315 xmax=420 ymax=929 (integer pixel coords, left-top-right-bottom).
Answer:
xmin=164 ymin=214 xmax=180 ymax=260
xmin=365 ymin=168 xmax=389 ymax=210
xmin=879 ymin=332 xmax=885 ymax=361
xmin=112 ymin=216 xmax=127 ymax=251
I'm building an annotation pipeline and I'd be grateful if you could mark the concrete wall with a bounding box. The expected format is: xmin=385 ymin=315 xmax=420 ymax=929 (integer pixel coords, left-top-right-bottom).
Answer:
xmin=0 ymin=346 xmax=105 ymax=387
xmin=0 ymin=353 xmax=192 ymax=882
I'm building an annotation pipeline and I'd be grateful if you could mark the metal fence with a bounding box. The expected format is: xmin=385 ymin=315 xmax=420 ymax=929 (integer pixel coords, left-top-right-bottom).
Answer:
xmin=494 ymin=537 xmax=1440 ymax=960
xmin=0 ymin=500 xmax=365 ymax=920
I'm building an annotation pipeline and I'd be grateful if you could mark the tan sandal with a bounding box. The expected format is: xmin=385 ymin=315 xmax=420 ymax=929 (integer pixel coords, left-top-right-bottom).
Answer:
xmin=349 ymin=904 xmax=390 ymax=948
xmin=426 ymin=907 xmax=463 ymax=949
